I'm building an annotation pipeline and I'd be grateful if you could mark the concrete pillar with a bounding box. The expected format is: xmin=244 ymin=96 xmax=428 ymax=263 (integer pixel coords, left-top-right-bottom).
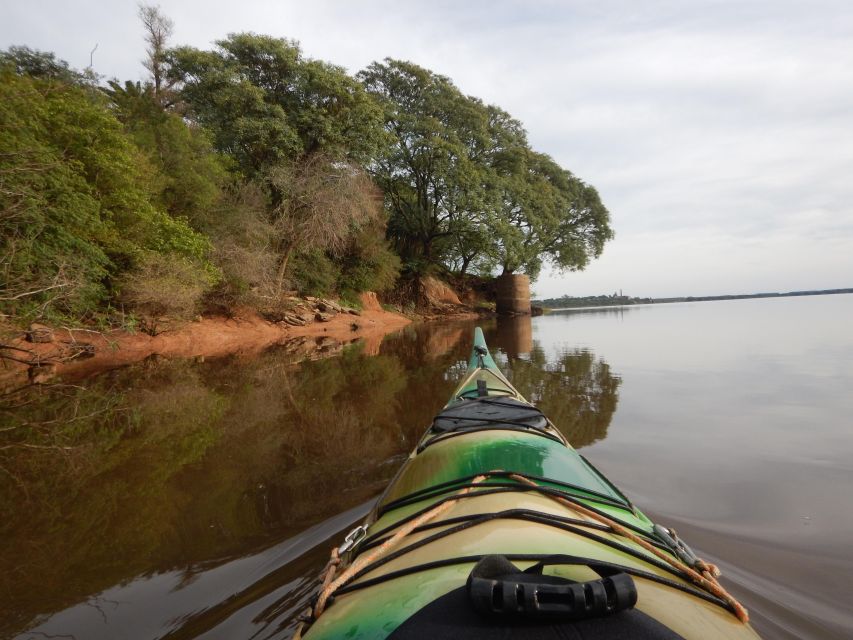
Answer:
xmin=495 ymin=273 xmax=531 ymax=315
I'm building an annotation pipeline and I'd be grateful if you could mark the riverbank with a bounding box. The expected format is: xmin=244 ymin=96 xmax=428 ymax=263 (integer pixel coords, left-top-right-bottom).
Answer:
xmin=0 ymin=293 xmax=413 ymax=391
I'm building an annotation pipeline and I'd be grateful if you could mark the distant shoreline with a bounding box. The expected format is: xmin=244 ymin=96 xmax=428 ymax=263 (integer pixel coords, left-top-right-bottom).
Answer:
xmin=535 ymin=288 xmax=853 ymax=310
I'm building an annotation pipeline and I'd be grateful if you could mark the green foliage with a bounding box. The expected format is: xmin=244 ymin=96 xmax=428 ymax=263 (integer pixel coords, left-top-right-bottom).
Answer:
xmin=167 ymin=34 xmax=386 ymax=177
xmin=0 ymin=58 xmax=214 ymax=322
xmin=117 ymin=251 xmax=216 ymax=320
xmin=337 ymin=226 xmax=402 ymax=297
xmin=0 ymin=45 xmax=89 ymax=83
xmin=266 ymin=154 xmax=392 ymax=293
xmin=2 ymin=25 xmax=614 ymax=323
xmin=105 ymin=80 xmax=228 ymax=229
xmin=359 ymin=59 xmax=614 ymax=279
xmin=494 ymin=151 xmax=614 ymax=277
xmin=0 ymin=69 xmax=111 ymax=318
xmin=358 ymin=59 xmax=497 ymax=270
xmin=291 ymin=250 xmax=340 ymax=297
xmin=205 ymin=182 xmax=279 ymax=306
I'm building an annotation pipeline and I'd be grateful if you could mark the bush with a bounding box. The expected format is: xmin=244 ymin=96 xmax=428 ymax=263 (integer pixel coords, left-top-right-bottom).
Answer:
xmin=338 ymin=226 xmax=402 ymax=298
xmin=118 ymin=252 xmax=215 ymax=320
xmin=291 ymin=251 xmax=340 ymax=297
xmin=0 ymin=60 xmax=215 ymax=323
xmin=204 ymin=182 xmax=282 ymax=311
xmin=0 ymin=69 xmax=112 ymax=319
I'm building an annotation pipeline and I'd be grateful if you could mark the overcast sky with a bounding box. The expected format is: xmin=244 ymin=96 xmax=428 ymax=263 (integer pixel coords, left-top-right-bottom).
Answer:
xmin=4 ymin=0 xmax=852 ymax=298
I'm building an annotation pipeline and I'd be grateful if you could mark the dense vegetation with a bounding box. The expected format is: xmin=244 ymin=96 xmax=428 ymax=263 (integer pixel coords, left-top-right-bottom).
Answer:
xmin=0 ymin=6 xmax=613 ymax=327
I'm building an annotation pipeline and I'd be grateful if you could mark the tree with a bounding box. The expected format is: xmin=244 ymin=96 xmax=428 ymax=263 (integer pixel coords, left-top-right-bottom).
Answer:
xmin=138 ymin=3 xmax=175 ymax=104
xmin=0 ymin=46 xmax=85 ymax=83
xmin=494 ymin=152 xmax=613 ymax=278
xmin=104 ymin=79 xmax=228 ymax=229
xmin=358 ymin=59 xmax=498 ymax=272
xmin=266 ymin=154 xmax=386 ymax=294
xmin=166 ymin=34 xmax=386 ymax=178
xmin=0 ymin=56 xmax=213 ymax=321
xmin=358 ymin=59 xmax=613 ymax=280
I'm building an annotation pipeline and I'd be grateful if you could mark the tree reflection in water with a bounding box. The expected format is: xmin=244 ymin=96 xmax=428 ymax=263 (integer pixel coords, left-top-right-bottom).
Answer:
xmin=0 ymin=320 xmax=621 ymax=639
xmin=488 ymin=316 xmax=621 ymax=448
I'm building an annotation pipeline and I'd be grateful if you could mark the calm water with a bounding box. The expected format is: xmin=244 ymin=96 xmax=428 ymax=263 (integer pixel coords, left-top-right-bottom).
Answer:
xmin=2 ymin=295 xmax=852 ymax=639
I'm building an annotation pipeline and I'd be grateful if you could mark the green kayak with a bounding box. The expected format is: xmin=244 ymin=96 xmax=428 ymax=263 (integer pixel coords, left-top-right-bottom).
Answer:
xmin=298 ymin=328 xmax=760 ymax=639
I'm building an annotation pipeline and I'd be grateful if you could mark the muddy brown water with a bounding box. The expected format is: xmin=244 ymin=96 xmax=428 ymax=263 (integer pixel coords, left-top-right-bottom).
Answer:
xmin=2 ymin=294 xmax=852 ymax=639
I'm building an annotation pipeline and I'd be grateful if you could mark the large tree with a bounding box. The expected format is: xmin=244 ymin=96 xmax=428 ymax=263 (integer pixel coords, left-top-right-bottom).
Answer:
xmin=166 ymin=34 xmax=386 ymax=178
xmin=359 ymin=58 xmax=613 ymax=279
xmin=494 ymin=151 xmax=613 ymax=278
xmin=358 ymin=59 xmax=497 ymax=272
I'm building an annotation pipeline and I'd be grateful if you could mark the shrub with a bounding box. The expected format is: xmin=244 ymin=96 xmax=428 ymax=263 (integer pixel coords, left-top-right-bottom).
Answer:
xmin=291 ymin=251 xmax=340 ymax=298
xmin=0 ymin=60 xmax=215 ymax=323
xmin=204 ymin=182 xmax=282 ymax=310
xmin=118 ymin=252 xmax=215 ymax=320
xmin=338 ymin=226 xmax=401 ymax=299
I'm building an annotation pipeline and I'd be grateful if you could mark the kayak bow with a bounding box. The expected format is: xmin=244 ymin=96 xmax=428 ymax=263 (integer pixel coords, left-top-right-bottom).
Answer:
xmin=300 ymin=328 xmax=760 ymax=639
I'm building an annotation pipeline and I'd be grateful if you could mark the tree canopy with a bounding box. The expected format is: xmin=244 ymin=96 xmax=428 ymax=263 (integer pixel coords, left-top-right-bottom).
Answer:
xmin=359 ymin=59 xmax=613 ymax=278
xmin=166 ymin=34 xmax=387 ymax=178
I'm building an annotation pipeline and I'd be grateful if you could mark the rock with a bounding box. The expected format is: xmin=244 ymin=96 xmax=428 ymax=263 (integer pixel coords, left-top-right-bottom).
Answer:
xmin=317 ymin=304 xmax=339 ymax=317
xmin=297 ymin=310 xmax=315 ymax=322
xmin=350 ymin=322 xmax=360 ymax=331
xmin=315 ymin=312 xmax=332 ymax=322
xmin=317 ymin=299 xmax=342 ymax=313
xmin=260 ymin=310 xmax=288 ymax=323
xmin=26 ymin=323 xmax=54 ymax=343
xmin=343 ymin=307 xmax=361 ymax=316
xmin=283 ymin=314 xmax=307 ymax=326
xmin=305 ymin=296 xmax=318 ymax=302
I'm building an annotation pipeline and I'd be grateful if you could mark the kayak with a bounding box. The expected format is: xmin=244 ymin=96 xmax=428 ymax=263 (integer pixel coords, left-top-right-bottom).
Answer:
xmin=298 ymin=328 xmax=760 ymax=639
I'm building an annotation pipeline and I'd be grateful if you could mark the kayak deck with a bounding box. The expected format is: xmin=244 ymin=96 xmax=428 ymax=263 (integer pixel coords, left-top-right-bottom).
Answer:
xmin=301 ymin=329 xmax=760 ymax=639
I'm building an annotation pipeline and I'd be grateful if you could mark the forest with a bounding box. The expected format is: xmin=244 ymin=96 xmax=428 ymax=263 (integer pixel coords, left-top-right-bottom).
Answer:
xmin=0 ymin=5 xmax=613 ymax=329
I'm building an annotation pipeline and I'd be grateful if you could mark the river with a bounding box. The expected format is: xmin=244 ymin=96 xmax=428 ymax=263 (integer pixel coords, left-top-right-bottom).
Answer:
xmin=2 ymin=294 xmax=851 ymax=639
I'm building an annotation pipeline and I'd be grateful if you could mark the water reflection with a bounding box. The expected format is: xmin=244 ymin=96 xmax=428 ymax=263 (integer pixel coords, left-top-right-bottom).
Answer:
xmin=488 ymin=316 xmax=621 ymax=447
xmin=547 ymin=305 xmax=641 ymax=318
xmin=1 ymin=322 xmax=621 ymax=639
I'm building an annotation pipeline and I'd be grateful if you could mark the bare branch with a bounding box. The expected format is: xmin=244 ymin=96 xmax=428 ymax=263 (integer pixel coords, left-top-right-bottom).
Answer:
xmin=0 ymin=282 xmax=69 ymax=301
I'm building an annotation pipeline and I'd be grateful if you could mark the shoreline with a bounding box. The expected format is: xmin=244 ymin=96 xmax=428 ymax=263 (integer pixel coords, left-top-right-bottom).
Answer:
xmin=0 ymin=295 xmax=416 ymax=391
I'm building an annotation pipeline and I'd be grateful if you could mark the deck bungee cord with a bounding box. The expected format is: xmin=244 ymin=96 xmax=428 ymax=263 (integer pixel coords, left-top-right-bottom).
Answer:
xmin=300 ymin=469 xmax=748 ymax=629
xmin=376 ymin=470 xmax=635 ymax=516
